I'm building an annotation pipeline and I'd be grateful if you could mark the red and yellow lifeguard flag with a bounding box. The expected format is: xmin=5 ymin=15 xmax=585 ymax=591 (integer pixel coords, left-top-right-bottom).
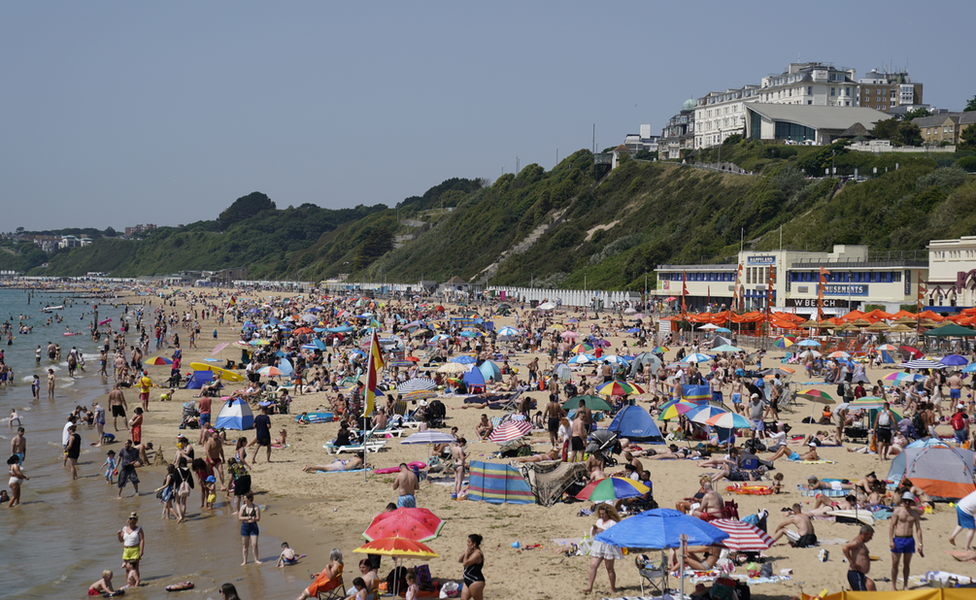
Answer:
xmin=817 ymin=267 xmax=831 ymax=321
xmin=681 ymin=271 xmax=689 ymax=315
xmin=363 ymin=329 xmax=385 ymax=418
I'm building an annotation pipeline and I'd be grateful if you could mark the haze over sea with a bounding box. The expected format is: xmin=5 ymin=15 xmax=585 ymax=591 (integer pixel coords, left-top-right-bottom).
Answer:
xmin=0 ymin=287 xmax=294 ymax=599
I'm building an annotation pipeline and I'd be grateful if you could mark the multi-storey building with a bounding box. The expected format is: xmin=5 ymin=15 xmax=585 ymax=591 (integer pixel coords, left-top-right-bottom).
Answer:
xmin=694 ymin=85 xmax=760 ymax=149
xmin=913 ymin=112 xmax=976 ymax=146
xmin=658 ymin=99 xmax=696 ymax=159
xmin=758 ymin=62 xmax=858 ymax=107
xmin=857 ymin=69 xmax=923 ymax=113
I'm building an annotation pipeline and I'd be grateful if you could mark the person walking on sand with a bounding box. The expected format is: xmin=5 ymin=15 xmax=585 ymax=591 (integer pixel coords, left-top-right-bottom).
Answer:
xmin=118 ymin=512 xmax=145 ymax=588
xmin=249 ymin=406 xmax=273 ymax=464
xmin=393 ymin=463 xmax=420 ymax=508
xmin=949 ymin=489 xmax=976 ymax=550
xmin=138 ymin=370 xmax=152 ymax=412
xmin=584 ymin=504 xmax=623 ymax=594
xmin=238 ymin=491 xmax=262 ymax=565
xmin=843 ymin=525 xmax=877 ymax=591
xmin=203 ymin=428 xmax=226 ymax=491
xmin=890 ymin=491 xmax=924 ymax=590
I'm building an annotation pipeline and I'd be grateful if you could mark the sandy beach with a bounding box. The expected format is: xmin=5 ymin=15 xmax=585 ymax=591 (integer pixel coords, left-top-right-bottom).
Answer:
xmin=85 ymin=286 xmax=974 ymax=599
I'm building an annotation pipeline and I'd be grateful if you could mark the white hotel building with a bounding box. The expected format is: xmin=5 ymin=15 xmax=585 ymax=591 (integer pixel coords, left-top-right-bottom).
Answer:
xmin=695 ymin=62 xmax=859 ymax=149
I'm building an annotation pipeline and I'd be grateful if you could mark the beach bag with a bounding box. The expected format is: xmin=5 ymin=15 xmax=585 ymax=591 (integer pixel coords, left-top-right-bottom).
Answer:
xmin=952 ymin=412 xmax=966 ymax=431
xmin=439 ymin=581 xmax=460 ymax=598
xmin=176 ymin=471 xmax=191 ymax=498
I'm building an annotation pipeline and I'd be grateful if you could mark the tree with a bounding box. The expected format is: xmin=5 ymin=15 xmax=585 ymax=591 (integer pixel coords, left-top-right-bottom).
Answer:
xmin=871 ymin=118 xmax=899 ymax=141
xmin=352 ymin=225 xmax=393 ymax=271
xmin=723 ymin=133 xmax=743 ymax=146
xmin=965 ymin=95 xmax=976 ymax=112
xmin=104 ymin=226 xmax=117 ymax=237
xmin=960 ymin=125 xmax=976 ymax=151
xmin=902 ymin=107 xmax=931 ymax=121
xmin=217 ymin=192 xmax=276 ymax=229
xmin=894 ymin=121 xmax=923 ymax=147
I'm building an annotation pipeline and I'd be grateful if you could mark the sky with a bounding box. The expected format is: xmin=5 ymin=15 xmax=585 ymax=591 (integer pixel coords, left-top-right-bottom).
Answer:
xmin=2 ymin=1 xmax=974 ymax=231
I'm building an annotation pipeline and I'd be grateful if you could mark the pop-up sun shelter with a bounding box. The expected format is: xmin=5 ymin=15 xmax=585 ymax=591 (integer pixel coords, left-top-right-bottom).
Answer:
xmin=214 ymin=397 xmax=255 ymax=430
xmin=467 ymin=461 xmax=534 ymax=504
xmin=886 ymin=444 xmax=976 ymax=501
xmin=186 ymin=369 xmax=215 ymax=390
xmin=607 ymin=404 xmax=664 ymax=443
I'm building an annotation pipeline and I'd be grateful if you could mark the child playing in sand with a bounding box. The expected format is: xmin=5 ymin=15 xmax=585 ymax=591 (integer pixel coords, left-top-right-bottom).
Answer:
xmin=203 ymin=475 xmax=217 ymax=509
xmin=276 ymin=541 xmax=299 ymax=567
xmin=88 ymin=569 xmax=117 ymax=596
xmin=8 ymin=408 xmax=20 ymax=429
xmin=101 ymin=450 xmax=117 ymax=484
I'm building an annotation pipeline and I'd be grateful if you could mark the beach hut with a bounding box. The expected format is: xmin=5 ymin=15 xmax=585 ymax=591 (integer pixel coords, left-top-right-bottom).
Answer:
xmin=886 ymin=445 xmax=976 ymax=501
xmin=606 ymin=405 xmax=664 ymax=443
xmin=467 ymin=461 xmax=534 ymax=505
xmin=214 ymin=397 xmax=255 ymax=430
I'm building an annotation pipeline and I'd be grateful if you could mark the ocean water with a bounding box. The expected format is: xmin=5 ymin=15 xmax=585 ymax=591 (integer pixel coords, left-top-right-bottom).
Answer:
xmin=0 ymin=287 xmax=297 ymax=599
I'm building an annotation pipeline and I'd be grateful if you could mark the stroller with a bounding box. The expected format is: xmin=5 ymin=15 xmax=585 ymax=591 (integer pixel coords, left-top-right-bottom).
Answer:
xmin=585 ymin=429 xmax=621 ymax=468
xmin=180 ymin=401 xmax=200 ymax=430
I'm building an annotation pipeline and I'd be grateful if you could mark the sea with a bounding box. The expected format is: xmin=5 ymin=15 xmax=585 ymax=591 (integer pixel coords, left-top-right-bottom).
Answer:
xmin=0 ymin=287 xmax=305 ymax=600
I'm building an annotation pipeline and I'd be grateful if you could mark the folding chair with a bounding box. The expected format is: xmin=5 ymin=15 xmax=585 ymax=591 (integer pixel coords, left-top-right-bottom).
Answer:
xmin=723 ymin=499 xmax=740 ymax=520
xmin=314 ymin=572 xmax=344 ymax=600
xmin=636 ymin=552 xmax=668 ymax=596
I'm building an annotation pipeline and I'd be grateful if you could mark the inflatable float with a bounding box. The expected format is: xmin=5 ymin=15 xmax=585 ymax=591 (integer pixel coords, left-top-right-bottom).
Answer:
xmin=297 ymin=412 xmax=333 ymax=424
xmin=165 ymin=581 xmax=194 ymax=592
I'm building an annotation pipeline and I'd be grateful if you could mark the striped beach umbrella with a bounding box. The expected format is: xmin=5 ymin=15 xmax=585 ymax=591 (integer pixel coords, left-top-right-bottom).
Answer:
xmin=571 ymin=343 xmax=594 ymax=354
xmin=898 ymin=358 xmax=946 ymax=370
xmin=687 ymin=405 xmax=727 ymax=425
xmin=595 ymin=380 xmax=645 ymax=396
xmin=487 ymin=420 xmax=533 ymax=444
xmin=658 ymin=401 xmax=699 ymax=421
xmin=848 ymin=396 xmax=887 ymax=410
xmin=796 ymin=389 xmax=835 ymax=403
xmin=353 ymin=537 xmax=439 ymax=559
xmin=568 ymin=353 xmax=597 ymax=365
xmin=705 ymin=412 xmax=752 ymax=429
xmin=682 ymin=353 xmax=713 ymax=363
xmin=651 ymin=346 xmax=670 ymax=354
xmin=143 ymin=356 xmax=172 ymax=366
xmin=827 ymin=351 xmax=850 ymax=359
xmin=257 ymin=366 xmax=284 ymax=377
xmin=710 ymin=519 xmax=774 ymax=551
xmin=575 ymin=476 xmax=650 ymax=502
xmin=397 ymin=378 xmax=438 ymax=393
xmin=773 ymin=335 xmax=796 ymax=348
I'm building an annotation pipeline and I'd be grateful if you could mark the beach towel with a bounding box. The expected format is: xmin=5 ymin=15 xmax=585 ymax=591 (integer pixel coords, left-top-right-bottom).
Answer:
xmin=516 ymin=461 xmax=588 ymax=507
xmin=789 ymin=459 xmax=836 ymax=464
xmin=799 ymin=487 xmax=846 ymax=497
xmin=316 ymin=468 xmax=370 ymax=474
xmin=726 ymin=485 xmax=773 ymax=495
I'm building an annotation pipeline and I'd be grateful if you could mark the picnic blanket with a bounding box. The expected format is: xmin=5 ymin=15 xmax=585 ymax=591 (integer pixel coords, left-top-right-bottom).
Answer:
xmin=515 ymin=461 xmax=587 ymax=507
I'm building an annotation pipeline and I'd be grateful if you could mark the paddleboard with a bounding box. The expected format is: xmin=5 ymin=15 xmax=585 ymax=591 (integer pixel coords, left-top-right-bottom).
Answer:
xmin=98 ymin=318 xmax=113 ymax=325
xmin=63 ymin=332 xmax=83 ymax=336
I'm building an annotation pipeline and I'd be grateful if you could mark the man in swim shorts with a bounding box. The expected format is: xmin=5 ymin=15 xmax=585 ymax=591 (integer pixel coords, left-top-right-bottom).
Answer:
xmin=393 ymin=462 xmax=420 ymax=508
xmin=890 ymin=492 xmax=924 ymax=590
xmin=843 ymin=525 xmax=876 ymax=591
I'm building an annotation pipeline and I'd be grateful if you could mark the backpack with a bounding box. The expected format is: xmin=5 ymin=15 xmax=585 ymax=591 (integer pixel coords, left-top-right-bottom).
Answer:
xmin=952 ymin=412 xmax=967 ymax=431
xmin=912 ymin=412 xmax=927 ymax=437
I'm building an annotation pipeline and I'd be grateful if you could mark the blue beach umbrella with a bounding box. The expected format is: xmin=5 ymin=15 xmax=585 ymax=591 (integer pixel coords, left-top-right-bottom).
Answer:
xmin=450 ymin=356 xmax=477 ymax=365
xmin=595 ymin=508 xmax=729 ymax=549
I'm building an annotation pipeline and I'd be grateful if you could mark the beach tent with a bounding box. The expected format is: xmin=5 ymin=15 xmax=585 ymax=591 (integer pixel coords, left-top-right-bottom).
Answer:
xmin=607 ymin=405 xmax=664 ymax=443
xmin=628 ymin=353 xmax=662 ymax=378
xmin=886 ymin=445 xmax=976 ymax=500
xmin=186 ymin=369 xmax=215 ymax=390
xmin=467 ymin=461 xmax=534 ymax=505
xmin=681 ymin=384 xmax=711 ymax=405
xmin=879 ymin=349 xmax=897 ymax=364
xmin=214 ymin=397 xmax=255 ymax=430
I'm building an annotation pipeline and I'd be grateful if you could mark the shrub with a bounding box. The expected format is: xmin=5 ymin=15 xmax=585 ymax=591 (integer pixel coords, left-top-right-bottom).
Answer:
xmin=955 ymin=156 xmax=976 ymax=172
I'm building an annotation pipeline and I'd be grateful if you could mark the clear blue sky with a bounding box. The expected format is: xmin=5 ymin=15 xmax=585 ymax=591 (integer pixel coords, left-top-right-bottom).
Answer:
xmin=2 ymin=1 xmax=973 ymax=231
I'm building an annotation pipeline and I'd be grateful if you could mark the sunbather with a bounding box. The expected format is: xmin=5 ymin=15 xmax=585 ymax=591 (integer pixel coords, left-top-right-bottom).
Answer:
xmin=303 ymin=452 xmax=366 ymax=473
xmin=515 ymin=448 xmax=560 ymax=463
xmin=769 ymin=443 xmax=819 ymax=462
xmin=802 ymin=475 xmax=855 ymax=491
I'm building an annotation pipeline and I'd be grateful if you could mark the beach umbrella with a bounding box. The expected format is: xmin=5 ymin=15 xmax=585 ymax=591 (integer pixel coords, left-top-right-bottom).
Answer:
xmin=711 ymin=344 xmax=742 ymax=353
xmin=898 ymin=358 xmax=946 ymax=370
xmin=560 ymin=331 xmax=581 ymax=340
xmin=459 ymin=330 xmax=483 ymax=338
xmin=877 ymin=343 xmax=899 ymax=352
xmin=651 ymin=346 xmax=670 ymax=354
xmin=575 ymin=477 xmax=650 ymax=502
xmin=362 ymin=508 xmax=445 ymax=542
xmin=353 ymin=537 xmax=439 ymax=596
xmin=450 ymin=356 xmax=477 ymax=365
xmin=387 ymin=359 xmax=415 ymax=368
xmin=848 ymin=396 xmax=887 ymax=410
xmin=595 ymin=380 xmax=645 ymax=396
xmin=487 ymin=420 xmax=533 ymax=444
xmin=941 ymin=354 xmax=969 ymax=367
xmin=571 ymin=343 xmax=595 ymax=354
xmin=659 ymin=401 xmax=698 ymax=421
xmin=401 ymin=431 xmax=456 ymax=445
xmin=798 ymin=350 xmax=822 ymax=359
xmin=402 ymin=390 xmax=437 ymax=401
xmin=436 ymin=362 xmax=470 ymax=374
xmin=682 ymin=353 xmax=712 ymax=363
xmin=212 ymin=342 xmax=229 ymax=355
xmin=828 ymin=351 xmax=850 ymax=359
xmin=797 ymin=389 xmax=835 ymax=403
xmin=257 ymin=366 xmax=284 ymax=377
xmin=773 ymin=336 xmax=796 ymax=348
xmin=601 ymin=355 xmax=630 ymax=366
xmin=963 ymin=363 xmax=976 ymax=374
xmin=594 ymin=508 xmax=729 ymax=549
xmin=705 ymin=412 xmax=752 ymax=429
xmin=710 ymin=519 xmax=774 ymax=552
xmin=568 ymin=354 xmax=597 ymax=365
xmin=563 ymin=395 xmax=613 ymax=412
xmin=687 ymin=405 xmax=727 ymax=425
xmin=797 ymin=339 xmax=821 ymax=347
xmin=715 ymin=327 xmax=732 ymax=333
xmin=632 ymin=313 xmax=647 ymax=320
xmin=143 ymin=356 xmax=172 ymax=366
xmin=397 ymin=378 xmax=438 ymax=393
xmin=497 ymin=326 xmax=519 ymax=337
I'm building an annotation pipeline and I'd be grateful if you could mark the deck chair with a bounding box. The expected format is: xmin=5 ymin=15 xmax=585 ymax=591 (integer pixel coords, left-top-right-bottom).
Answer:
xmin=636 ymin=552 xmax=668 ymax=596
xmin=393 ymin=400 xmax=408 ymax=416
xmin=312 ymin=570 xmax=344 ymax=600
xmin=723 ymin=499 xmax=740 ymax=520
xmin=324 ymin=438 xmax=387 ymax=454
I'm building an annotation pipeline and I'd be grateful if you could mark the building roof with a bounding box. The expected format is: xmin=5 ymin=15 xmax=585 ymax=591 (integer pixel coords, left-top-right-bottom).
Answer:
xmin=746 ymin=104 xmax=892 ymax=131
xmin=960 ymin=112 xmax=976 ymax=125
xmin=837 ymin=122 xmax=874 ymax=138
xmin=913 ymin=113 xmax=960 ymax=128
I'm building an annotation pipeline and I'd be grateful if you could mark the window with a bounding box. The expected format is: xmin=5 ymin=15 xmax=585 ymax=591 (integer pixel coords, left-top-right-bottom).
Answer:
xmin=807 ymin=86 xmax=813 ymax=95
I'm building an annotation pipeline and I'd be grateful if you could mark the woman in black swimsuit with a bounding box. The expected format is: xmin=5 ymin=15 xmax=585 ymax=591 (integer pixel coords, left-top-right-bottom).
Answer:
xmin=459 ymin=533 xmax=485 ymax=600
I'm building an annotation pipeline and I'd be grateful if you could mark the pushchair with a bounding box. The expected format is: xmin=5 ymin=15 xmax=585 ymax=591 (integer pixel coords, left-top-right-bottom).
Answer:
xmin=180 ymin=401 xmax=200 ymax=429
xmin=425 ymin=399 xmax=447 ymax=429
